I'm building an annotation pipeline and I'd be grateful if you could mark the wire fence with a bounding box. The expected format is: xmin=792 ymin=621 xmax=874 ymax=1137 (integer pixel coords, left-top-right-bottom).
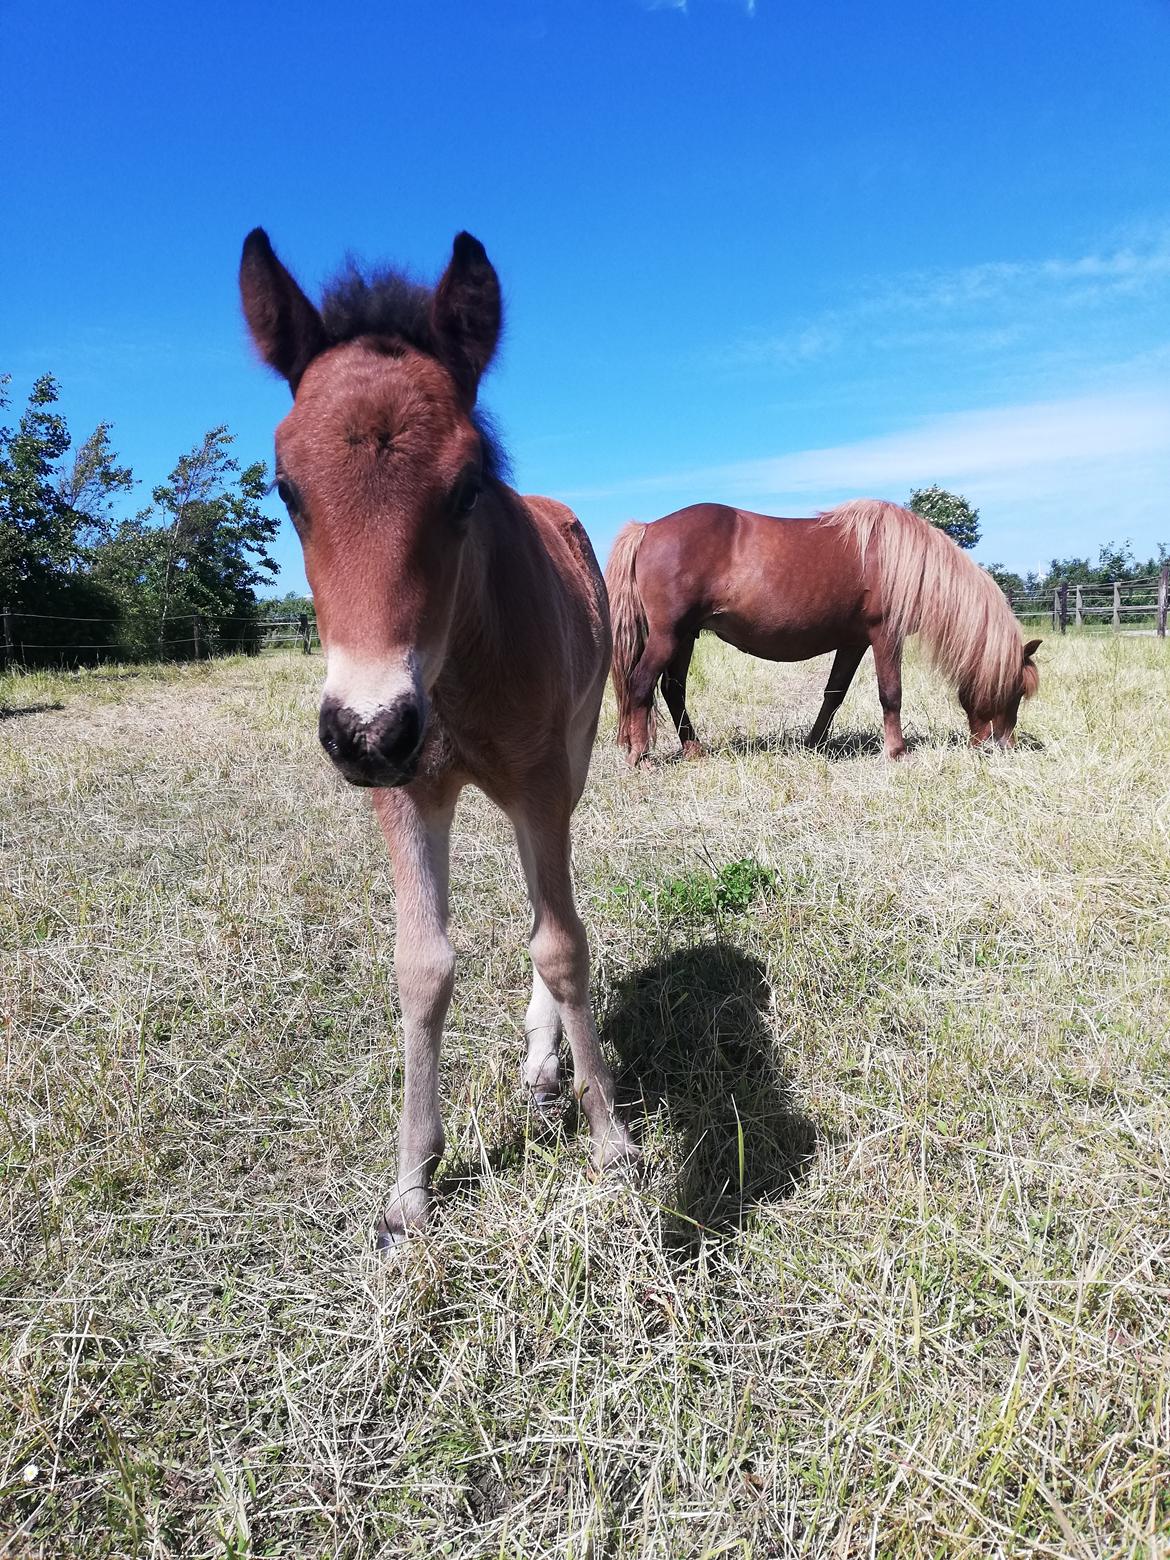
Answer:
xmin=1 ymin=607 xmax=319 ymax=672
xmin=4 ymin=570 xmax=1167 ymax=675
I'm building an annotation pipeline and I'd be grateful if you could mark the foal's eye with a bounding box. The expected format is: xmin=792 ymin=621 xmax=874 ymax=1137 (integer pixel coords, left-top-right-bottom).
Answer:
xmin=455 ymin=479 xmax=481 ymax=517
xmin=275 ymin=477 xmax=299 ymax=515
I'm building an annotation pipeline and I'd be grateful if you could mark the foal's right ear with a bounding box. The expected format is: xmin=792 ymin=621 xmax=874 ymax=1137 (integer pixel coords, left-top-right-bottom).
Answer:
xmin=239 ymin=229 xmax=328 ymax=394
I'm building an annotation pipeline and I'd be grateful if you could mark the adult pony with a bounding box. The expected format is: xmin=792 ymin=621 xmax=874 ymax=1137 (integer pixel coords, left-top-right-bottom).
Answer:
xmin=239 ymin=227 xmax=638 ymax=1247
xmin=606 ymin=500 xmax=1040 ymax=763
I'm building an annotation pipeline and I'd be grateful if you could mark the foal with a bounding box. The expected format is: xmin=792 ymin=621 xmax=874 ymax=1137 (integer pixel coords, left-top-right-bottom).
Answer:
xmin=240 ymin=228 xmax=637 ymax=1245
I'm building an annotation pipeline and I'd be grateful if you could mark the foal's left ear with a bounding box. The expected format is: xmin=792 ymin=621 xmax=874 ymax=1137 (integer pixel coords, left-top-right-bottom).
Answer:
xmin=1023 ymin=638 xmax=1042 ymax=657
xmin=239 ymin=228 xmax=328 ymax=394
xmin=431 ymin=232 xmax=501 ymax=405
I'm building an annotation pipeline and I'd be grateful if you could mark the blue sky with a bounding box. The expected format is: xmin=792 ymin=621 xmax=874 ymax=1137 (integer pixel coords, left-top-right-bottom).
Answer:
xmin=3 ymin=0 xmax=1168 ymax=590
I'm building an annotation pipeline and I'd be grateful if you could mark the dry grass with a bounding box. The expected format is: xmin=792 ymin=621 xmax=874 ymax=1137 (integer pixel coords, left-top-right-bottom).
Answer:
xmin=1 ymin=634 xmax=1168 ymax=1558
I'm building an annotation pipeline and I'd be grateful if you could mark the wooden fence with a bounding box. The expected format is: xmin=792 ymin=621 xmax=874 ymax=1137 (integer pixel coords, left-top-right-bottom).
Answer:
xmin=1004 ymin=567 xmax=1168 ymax=636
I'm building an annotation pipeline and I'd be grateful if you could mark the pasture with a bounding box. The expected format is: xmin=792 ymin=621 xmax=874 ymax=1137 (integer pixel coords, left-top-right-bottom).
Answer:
xmin=2 ymin=635 xmax=1168 ymax=1558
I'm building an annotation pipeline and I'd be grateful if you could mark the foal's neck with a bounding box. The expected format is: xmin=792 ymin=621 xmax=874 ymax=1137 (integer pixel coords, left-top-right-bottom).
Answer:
xmin=445 ymin=480 xmax=517 ymax=681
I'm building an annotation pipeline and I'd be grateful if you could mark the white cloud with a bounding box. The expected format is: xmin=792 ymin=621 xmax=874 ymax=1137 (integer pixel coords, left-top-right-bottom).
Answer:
xmin=567 ymin=387 xmax=1170 ymax=567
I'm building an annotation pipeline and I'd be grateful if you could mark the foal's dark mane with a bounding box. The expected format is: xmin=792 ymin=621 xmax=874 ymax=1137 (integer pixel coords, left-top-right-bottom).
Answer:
xmin=321 ymin=260 xmax=510 ymax=480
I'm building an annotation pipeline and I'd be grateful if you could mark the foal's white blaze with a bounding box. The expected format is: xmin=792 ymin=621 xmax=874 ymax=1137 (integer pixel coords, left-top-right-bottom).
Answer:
xmin=321 ymin=647 xmax=423 ymax=722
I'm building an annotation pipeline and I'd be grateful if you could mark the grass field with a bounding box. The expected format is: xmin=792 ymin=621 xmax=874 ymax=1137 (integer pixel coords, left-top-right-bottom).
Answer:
xmin=2 ymin=634 xmax=1169 ymax=1559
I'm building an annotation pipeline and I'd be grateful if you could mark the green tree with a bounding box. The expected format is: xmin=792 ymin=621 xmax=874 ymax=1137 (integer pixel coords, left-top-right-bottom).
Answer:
xmin=93 ymin=426 xmax=276 ymax=658
xmin=0 ymin=374 xmax=128 ymax=664
xmin=0 ymin=373 xmax=74 ymax=592
xmin=258 ymin=590 xmax=315 ymax=623
xmin=57 ymin=422 xmax=135 ymax=552
xmin=908 ymin=485 xmax=981 ymax=550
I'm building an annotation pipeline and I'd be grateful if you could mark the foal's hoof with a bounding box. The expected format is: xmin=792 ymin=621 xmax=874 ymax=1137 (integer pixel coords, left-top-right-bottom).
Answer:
xmin=681 ymin=740 xmax=705 ymax=761
xmin=373 ymin=1222 xmax=415 ymax=1256
xmin=527 ymin=1086 xmax=565 ymax=1131
xmin=591 ymin=1132 xmax=644 ymax=1182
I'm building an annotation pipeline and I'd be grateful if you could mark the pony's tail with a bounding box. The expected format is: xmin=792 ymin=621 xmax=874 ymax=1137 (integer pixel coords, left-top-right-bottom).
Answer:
xmin=820 ymin=500 xmax=1033 ymax=713
xmin=604 ymin=521 xmax=654 ymax=751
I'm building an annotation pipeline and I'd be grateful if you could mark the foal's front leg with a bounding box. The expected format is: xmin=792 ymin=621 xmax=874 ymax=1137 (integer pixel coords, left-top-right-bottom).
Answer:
xmin=512 ymin=795 xmax=640 ymax=1172
xmin=372 ymin=785 xmax=458 ymax=1247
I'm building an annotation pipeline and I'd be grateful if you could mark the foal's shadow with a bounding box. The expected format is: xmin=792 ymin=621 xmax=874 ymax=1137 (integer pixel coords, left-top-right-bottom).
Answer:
xmin=603 ymin=944 xmax=816 ymax=1246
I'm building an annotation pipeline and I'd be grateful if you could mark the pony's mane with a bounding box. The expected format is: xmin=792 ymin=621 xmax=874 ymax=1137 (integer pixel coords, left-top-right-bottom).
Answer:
xmin=318 ymin=260 xmax=510 ymax=480
xmin=820 ymin=499 xmax=1032 ymax=713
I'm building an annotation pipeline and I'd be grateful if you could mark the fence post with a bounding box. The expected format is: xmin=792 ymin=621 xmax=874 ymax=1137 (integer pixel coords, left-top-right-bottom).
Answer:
xmin=192 ymin=614 xmax=202 ymax=660
xmin=1 ymin=604 xmax=12 ymax=671
xmin=1075 ymin=584 xmax=1083 ymax=629
xmin=298 ymin=613 xmax=311 ymax=655
xmin=1058 ymin=580 xmax=1068 ymax=635
xmin=1112 ymin=581 xmax=1121 ymax=630
xmin=1159 ymin=565 xmax=1168 ymax=639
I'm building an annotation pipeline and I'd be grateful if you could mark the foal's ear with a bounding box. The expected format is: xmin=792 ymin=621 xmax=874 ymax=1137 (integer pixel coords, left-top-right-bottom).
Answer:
xmin=431 ymin=232 xmax=501 ymax=404
xmin=239 ymin=228 xmax=328 ymax=394
xmin=1023 ymin=638 xmax=1042 ymax=657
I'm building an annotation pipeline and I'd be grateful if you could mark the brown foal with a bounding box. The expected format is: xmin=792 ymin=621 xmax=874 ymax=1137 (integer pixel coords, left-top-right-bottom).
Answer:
xmin=607 ymin=500 xmax=1040 ymax=763
xmin=240 ymin=228 xmax=637 ymax=1246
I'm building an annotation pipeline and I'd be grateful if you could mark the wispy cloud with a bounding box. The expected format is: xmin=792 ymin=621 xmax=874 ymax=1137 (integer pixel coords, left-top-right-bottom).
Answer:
xmin=567 ymin=387 xmax=1170 ymax=565
xmin=638 ymin=0 xmax=756 ymax=13
xmin=733 ymin=230 xmax=1170 ymax=370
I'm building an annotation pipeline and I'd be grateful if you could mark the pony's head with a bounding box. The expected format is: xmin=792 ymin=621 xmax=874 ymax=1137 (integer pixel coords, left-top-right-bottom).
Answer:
xmin=963 ymin=636 xmax=1042 ymax=747
xmin=239 ymin=228 xmax=502 ymax=787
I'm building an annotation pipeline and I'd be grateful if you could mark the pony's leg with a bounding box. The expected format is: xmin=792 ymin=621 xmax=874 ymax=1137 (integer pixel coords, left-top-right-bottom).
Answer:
xmin=512 ymin=795 xmax=639 ymax=1172
xmin=523 ymin=968 xmax=563 ymax=1116
xmin=626 ymin=633 xmax=675 ymax=765
xmin=991 ymin=715 xmax=1017 ymax=748
xmin=660 ymin=636 xmax=702 ymax=758
xmin=871 ymin=634 xmax=907 ymax=759
xmin=807 ymin=646 xmax=867 ymax=747
xmin=371 ymin=784 xmax=458 ymax=1247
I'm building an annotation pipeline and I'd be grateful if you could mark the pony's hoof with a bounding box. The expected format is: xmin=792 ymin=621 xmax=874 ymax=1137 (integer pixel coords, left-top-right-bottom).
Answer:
xmin=682 ymin=740 xmax=705 ymax=760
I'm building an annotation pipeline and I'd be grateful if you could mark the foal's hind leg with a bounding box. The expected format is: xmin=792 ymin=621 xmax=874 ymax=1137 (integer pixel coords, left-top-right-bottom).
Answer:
xmin=807 ymin=646 xmax=867 ymax=748
xmin=523 ymin=969 xmax=563 ymax=1118
xmin=661 ymin=637 xmax=703 ymax=758
xmin=870 ymin=633 xmax=907 ymax=759
xmin=512 ymin=790 xmax=639 ymax=1172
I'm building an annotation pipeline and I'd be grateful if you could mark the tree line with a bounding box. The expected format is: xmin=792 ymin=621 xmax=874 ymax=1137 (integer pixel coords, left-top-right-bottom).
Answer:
xmin=4 ymin=373 xmax=1165 ymax=673
xmin=0 ymin=373 xmax=278 ymax=667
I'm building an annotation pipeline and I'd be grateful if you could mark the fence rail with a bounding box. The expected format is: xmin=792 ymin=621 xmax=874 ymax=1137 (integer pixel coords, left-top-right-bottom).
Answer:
xmin=1005 ymin=567 xmax=1168 ymax=637
xmin=1 ymin=607 xmax=320 ymax=671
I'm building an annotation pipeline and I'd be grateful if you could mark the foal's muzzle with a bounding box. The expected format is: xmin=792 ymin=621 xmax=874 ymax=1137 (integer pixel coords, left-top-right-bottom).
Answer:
xmin=318 ymin=696 xmax=425 ymax=787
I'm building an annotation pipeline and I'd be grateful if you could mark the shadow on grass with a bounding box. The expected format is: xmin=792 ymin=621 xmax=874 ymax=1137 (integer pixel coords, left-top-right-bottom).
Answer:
xmin=705 ymin=725 xmax=1045 ymax=760
xmin=604 ymin=943 xmax=816 ymax=1249
xmin=0 ymin=701 xmax=65 ymax=721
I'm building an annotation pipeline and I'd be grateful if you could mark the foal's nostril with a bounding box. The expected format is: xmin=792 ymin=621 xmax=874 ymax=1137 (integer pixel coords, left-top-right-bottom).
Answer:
xmin=375 ymin=701 xmax=422 ymax=768
xmin=318 ymin=696 xmax=424 ymax=783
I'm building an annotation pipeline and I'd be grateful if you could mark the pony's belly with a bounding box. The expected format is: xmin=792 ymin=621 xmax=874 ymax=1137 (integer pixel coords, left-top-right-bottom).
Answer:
xmin=709 ymin=614 xmax=858 ymax=663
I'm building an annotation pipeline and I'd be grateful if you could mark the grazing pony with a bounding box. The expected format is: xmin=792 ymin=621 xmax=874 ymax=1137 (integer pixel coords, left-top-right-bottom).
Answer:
xmin=239 ymin=227 xmax=638 ymax=1246
xmin=606 ymin=500 xmax=1041 ymax=762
